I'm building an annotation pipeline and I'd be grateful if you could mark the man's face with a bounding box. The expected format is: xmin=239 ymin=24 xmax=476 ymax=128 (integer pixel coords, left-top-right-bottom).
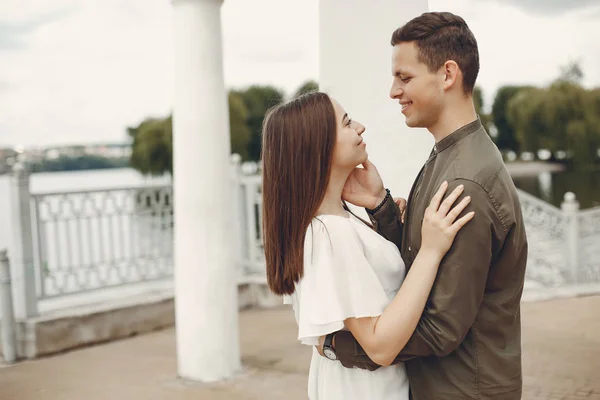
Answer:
xmin=389 ymin=42 xmax=444 ymax=129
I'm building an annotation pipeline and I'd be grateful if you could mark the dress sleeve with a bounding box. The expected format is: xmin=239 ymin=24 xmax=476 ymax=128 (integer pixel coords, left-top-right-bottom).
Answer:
xmin=294 ymin=217 xmax=390 ymax=346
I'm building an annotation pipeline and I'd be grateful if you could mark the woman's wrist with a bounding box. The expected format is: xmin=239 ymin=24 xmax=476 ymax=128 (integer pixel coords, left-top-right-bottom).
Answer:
xmin=415 ymin=247 xmax=444 ymax=266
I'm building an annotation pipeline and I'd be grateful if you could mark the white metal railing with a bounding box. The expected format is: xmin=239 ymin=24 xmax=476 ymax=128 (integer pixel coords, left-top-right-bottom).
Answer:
xmin=516 ymin=189 xmax=568 ymax=286
xmin=577 ymin=207 xmax=600 ymax=283
xmin=235 ymin=172 xmax=600 ymax=290
xmin=31 ymin=185 xmax=174 ymax=299
xmin=3 ymin=157 xmax=267 ymax=318
xmin=3 ymin=159 xmax=600 ymax=317
xmin=230 ymin=157 xmax=265 ymax=283
xmin=516 ymin=190 xmax=600 ymax=287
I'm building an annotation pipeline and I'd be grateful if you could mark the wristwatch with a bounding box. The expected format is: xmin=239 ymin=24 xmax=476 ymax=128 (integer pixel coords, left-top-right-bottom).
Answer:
xmin=323 ymin=333 xmax=338 ymax=361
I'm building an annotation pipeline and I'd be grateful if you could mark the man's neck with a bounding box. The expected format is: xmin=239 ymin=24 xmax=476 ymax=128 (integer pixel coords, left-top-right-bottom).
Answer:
xmin=428 ymin=103 xmax=478 ymax=144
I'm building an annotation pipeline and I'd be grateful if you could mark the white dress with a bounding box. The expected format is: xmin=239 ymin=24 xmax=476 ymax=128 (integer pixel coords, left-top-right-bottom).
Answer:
xmin=284 ymin=212 xmax=409 ymax=400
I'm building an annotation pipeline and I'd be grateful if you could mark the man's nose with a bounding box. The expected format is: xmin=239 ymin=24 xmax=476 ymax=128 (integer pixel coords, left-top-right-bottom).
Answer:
xmin=390 ymin=84 xmax=402 ymax=99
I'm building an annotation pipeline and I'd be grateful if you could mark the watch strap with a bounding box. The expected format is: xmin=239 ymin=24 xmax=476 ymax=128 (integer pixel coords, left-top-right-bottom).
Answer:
xmin=324 ymin=332 xmax=335 ymax=349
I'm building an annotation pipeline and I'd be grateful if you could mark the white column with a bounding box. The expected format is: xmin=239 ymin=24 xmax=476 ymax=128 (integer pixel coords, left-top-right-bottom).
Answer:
xmin=319 ymin=0 xmax=431 ymax=197
xmin=172 ymin=0 xmax=241 ymax=382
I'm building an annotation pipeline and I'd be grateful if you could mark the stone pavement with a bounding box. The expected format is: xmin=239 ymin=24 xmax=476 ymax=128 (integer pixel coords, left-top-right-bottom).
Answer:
xmin=520 ymin=296 xmax=600 ymax=399
xmin=1 ymin=295 xmax=599 ymax=400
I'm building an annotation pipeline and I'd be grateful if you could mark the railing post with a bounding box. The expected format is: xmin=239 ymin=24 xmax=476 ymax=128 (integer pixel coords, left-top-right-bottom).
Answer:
xmin=10 ymin=163 xmax=38 ymax=319
xmin=244 ymin=180 xmax=259 ymax=272
xmin=561 ymin=192 xmax=580 ymax=283
xmin=229 ymin=154 xmax=247 ymax=281
xmin=0 ymin=250 xmax=18 ymax=363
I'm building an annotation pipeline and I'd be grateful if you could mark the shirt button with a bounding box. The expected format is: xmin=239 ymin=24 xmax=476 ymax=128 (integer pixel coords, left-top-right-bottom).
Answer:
xmin=408 ymin=246 xmax=412 ymax=252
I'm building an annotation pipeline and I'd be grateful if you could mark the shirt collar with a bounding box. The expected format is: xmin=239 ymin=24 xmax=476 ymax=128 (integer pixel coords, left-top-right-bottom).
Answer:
xmin=431 ymin=117 xmax=483 ymax=156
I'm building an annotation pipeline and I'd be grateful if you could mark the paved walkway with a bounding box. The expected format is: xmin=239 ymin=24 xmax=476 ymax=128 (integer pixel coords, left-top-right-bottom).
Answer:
xmin=1 ymin=296 xmax=599 ymax=400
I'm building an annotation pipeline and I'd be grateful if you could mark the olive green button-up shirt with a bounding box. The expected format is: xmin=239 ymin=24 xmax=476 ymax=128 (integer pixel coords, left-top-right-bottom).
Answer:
xmin=335 ymin=118 xmax=528 ymax=400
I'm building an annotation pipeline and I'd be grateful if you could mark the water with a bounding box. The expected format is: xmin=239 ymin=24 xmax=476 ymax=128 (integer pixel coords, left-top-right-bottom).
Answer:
xmin=21 ymin=167 xmax=599 ymax=209
xmin=29 ymin=168 xmax=171 ymax=193
xmin=511 ymin=169 xmax=600 ymax=210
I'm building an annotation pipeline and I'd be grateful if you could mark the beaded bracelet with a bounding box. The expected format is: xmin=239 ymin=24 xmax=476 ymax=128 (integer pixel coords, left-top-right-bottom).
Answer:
xmin=366 ymin=188 xmax=391 ymax=215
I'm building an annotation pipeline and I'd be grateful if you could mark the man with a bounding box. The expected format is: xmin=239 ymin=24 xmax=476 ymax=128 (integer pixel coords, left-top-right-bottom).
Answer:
xmin=325 ymin=12 xmax=528 ymax=399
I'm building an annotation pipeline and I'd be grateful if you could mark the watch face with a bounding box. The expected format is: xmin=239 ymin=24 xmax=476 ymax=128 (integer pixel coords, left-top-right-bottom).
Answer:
xmin=324 ymin=348 xmax=337 ymax=360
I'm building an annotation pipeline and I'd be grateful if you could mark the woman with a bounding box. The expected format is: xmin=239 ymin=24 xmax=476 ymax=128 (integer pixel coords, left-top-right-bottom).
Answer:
xmin=261 ymin=92 xmax=474 ymax=399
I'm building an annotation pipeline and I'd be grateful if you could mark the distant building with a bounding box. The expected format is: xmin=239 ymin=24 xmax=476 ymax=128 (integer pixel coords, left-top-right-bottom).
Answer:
xmin=0 ymin=147 xmax=18 ymax=175
xmin=84 ymin=144 xmax=132 ymax=158
xmin=40 ymin=143 xmax=132 ymax=161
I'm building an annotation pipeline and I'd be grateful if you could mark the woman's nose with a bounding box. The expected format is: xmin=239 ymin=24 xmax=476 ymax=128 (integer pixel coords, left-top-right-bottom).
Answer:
xmin=354 ymin=121 xmax=366 ymax=135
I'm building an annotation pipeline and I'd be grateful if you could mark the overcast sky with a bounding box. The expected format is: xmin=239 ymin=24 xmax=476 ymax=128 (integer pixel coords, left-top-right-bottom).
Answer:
xmin=0 ymin=0 xmax=599 ymax=148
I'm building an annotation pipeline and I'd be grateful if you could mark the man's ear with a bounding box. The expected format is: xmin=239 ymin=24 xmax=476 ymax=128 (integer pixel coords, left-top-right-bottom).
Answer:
xmin=442 ymin=60 xmax=460 ymax=91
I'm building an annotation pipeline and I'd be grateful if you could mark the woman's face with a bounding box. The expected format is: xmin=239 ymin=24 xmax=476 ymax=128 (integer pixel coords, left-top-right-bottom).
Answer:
xmin=330 ymin=97 xmax=367 ymax=169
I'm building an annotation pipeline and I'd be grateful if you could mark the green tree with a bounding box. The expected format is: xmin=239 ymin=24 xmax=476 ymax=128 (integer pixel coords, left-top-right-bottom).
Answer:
xmin=505 ymin=78 xmax=600 ymax=166
xmin=506 ymin=87 xmax=547 ymax=154
xmin=128 ymin=116 xmax=173 ymax=176
xmin=473 ymin=86 xmax=491 ymax=132
xmin=566 ymin=88 xmax=600 ymax=166
xmin=566 ymin=119 xmax=596 ymax=166
xmin=559 ymin=61 xmax=584 ymax=84
xmin=294 ymin=80 xmax=319 ymax=97
xmin=589 ymin=88 xmax=600 ymax=112
xmin=542 ymin=80 xmax=589 ymax=153
xmin=473 ymin=86 xmax=484 ymax=116
xmin=491 ymin=85 xmax=533 ymax=151
xmin=128 ymin=87 xmax=274 ymax=175
xmin=229 ymin=91 xmax=251 ymax=160
xmin=239 ymin=85 xmax=285 ymax=161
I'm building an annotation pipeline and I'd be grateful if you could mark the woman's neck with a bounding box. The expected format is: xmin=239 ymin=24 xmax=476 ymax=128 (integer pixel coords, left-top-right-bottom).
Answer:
xmin=317 ymin=167 xmax=350 ymax=217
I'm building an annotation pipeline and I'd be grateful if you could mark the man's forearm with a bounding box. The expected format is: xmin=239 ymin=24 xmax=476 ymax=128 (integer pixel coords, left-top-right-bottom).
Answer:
xmin=367 ymin=194 xmax=403 ymax=251
xmin=334 ymin=330 xmax=381 ymax=371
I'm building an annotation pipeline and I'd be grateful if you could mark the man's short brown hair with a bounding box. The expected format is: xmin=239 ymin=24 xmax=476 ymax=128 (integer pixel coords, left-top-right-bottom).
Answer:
xmin=391 ymin=12 xmax=479 ymax=95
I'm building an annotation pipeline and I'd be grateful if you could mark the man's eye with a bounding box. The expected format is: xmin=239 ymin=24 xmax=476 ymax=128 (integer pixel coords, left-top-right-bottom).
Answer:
xmin=346 ymin=119 xmax=353 ymax=126
xmin=401 ymin=77 xmax=411 ymax=83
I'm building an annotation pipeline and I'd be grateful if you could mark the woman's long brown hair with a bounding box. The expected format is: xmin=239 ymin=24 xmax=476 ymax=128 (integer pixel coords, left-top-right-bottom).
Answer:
xmin=261 ymin=92 xmax=337 ymax=295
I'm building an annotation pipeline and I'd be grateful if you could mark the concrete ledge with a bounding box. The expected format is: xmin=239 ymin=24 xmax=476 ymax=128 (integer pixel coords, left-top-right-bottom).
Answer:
xmin=521 ymin=283 xmax=600 ymax=302
xmin=18 ymin=290 xmax=175 ymax=359
xmin=239 ymin=283 xmax=282 ymax=309
xmin=1 ymin=282 xmax=281 ymax=360
xmin=8 ymin=280 xmax=598 ymax=361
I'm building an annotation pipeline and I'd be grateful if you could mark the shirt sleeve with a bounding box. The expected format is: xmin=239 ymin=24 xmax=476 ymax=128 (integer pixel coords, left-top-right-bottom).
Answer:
xmin=292 ymin=217 xmax=390 ymax=346
xmin=367 ymin=195 xmax=403 ymax=253
xmin=334 ymin=179 xmax=505 ymax=368
xmin=395 ymin=179 xmax=502 ymax=359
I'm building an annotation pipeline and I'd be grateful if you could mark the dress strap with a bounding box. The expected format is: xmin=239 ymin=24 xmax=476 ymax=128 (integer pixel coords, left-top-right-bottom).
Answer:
xmin=342 ymin=201 xmax=375 ymax=230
